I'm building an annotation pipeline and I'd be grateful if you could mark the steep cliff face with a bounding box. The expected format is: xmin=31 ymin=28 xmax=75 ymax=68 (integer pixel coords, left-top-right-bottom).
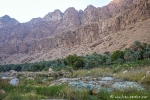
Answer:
xmin=102 ymin=0 xmax=150 ymax=34
xmin=0 ymin=0 xmax=150 ymax=64
xmin=55 ymin=7 xmax=81 ymax=34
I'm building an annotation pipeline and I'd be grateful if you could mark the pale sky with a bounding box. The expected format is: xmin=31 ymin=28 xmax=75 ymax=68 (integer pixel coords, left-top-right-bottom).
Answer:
xmin=0 ymin=0 xmax=112 ymax=23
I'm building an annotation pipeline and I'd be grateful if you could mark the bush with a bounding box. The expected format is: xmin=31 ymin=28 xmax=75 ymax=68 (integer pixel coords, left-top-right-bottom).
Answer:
xmin=65 ymin=55 xmax=85 ymax=70
xmin=111 ymin=50 xmax=124 ymax=62
xmin=30 ymin=63 xmax=45 ymax=72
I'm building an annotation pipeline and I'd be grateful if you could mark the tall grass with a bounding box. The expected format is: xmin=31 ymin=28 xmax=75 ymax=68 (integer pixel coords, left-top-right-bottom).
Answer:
xmin=1 ymin=58 xmax=150 ymax=100
xmin=62 ymin=86 xmax=89 ymax=100
xmin=97 ymin=89 xmax=150 ymax=100
xmin=35 ymin=85 xmax=65 ymax=98
xmin=115 ymin=66 xmax=150 ymax=86
xmin=0 ymin=78 xmax=89 ymax=100
xmin=71 ymin=68 xmax=113 ymax=78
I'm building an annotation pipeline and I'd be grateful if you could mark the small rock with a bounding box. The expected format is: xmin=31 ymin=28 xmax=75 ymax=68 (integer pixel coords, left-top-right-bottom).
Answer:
xmin=101 ymin=77 xmax=114 ymax=81
xmin=96 ymin=77 xmax=102 ymax=80
xmin=82 ymin=77 xmax=90 ymax=81
xmin=1 ymin=77 xmax=14 ymax=80
xmin=10 ymin=70 xmax=16 ymax=73
xmin=27 ymin=77 xmax=34 ymax=80
xmin=0 ymin=89 xmax=6 ymax=95
xmin=92 ymin=78 xmax=97 ymax=81
xmin=90 ymin=89 xmax=97 ymax=95
xmin=113 ymin=73 xmax=117 ymax=77
xmin=142 ymin=76 xmax=145 ymax=80
xmin=123 ymin=70 xmax=128 ymax=74
xmin=146 ymin=71 xmax=150 ymax=77
xmin=49 ymin=68 xmax=53 ymax=72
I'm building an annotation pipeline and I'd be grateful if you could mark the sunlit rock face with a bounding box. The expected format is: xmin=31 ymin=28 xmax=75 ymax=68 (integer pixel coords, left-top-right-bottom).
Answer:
xmin=43 ymin=9 xmax=63 ymax=22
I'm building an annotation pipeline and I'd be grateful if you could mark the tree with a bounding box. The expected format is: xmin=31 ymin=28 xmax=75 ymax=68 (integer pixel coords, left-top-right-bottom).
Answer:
xmin=133 ymin=51 xmax=141 ymax=60
xmin=30 ymin=63 xmax=45 ymax=72
xmin=124 ymin=48 xmax=135 ymax=62
xmin=65 ymin=55 xmax=85 ymax=70
xmin=14 ymin=65 xmax=22 ymax=71
xmin=130 ymin=41 xmax=143 ymax=51
xmin=111 ymin=50 xmax=124 ymax=62
xmin=143 ymin=48 xmax=150 ymax=59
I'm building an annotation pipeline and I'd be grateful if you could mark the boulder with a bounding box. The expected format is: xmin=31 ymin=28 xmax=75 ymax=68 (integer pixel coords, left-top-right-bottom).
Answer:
xmin=0 ymin=89 xmax=6 ymax=95
xmin=9 ymin=78 xmax=19 ymax=85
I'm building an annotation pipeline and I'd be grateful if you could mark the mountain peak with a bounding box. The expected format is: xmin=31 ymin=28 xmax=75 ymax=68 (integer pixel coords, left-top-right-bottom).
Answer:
xmin=85 ymin=5 xmax=96 ymax=11
xmin=64 ymin=7 xmax=78 ymax=17
xmin=43 ymin=9 xmax=63 ymax=22
xmin=0 ymin=15 xmax=19 ymax=28
xmin=0 ymin=15 xmax=11 ymax=21
xmin=28 ymin=17 xmax=43 ymax=25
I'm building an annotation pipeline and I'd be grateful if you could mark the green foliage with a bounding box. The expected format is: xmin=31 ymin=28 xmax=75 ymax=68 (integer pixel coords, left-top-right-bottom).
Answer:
xmin=97 ymin=89 xmax=111 ymax=100
xmin=111 ymin=50 xmax=124 ymax=61
xmin=143 ymin=47 xmax=150 ymax=59
xmin=96 ymin=88 xmax=150 ymax=100
xmin=3 ymin=94 xmax=24 ymax=100
xmin=141 ymin=76 xmax=150 ymax=85
xmin=13 ymin=65 xmax=22 ymax=71
xmin=130 ymin=40 xmax=143 ymax=51
xmin=36 ymin=85 xmax=65 ymax=97
xmin=30 ymin=63 xmax=45 ymax=72
xmin=65 ymin=55 xmax=85 ymax=70
xmin=0 ymin=41 xmax=150 ymax=72
xmin=62 ymin=86 xmax=89 ymax=100
xmin=83 ymin=53 xmax=111 ymax=68
xmin=65 ymin=66 xmax=74 ymax=74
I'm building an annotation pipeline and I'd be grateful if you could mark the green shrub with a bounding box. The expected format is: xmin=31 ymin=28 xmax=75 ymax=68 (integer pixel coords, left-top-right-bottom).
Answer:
xmin=65 ymin=55 xmax=85 ymax=70
xmin=111 ymin=50 xmax=124 ymax=61
xmin=97 ymin=89 xmax=111 ymax=100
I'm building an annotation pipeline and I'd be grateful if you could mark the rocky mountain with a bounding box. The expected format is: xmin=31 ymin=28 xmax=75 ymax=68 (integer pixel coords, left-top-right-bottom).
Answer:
xmin=0 ymin=15 xmax=19 ymax=28
xmin=0 ymin=0 xmax=150 ymax=64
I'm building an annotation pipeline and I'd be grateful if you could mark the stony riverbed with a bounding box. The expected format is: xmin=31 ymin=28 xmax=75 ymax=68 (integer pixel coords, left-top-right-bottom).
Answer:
xmin=49 ymin=77 xmax=144 ymax=93
xmin=0 ymin=71 xmax=145 ymax=94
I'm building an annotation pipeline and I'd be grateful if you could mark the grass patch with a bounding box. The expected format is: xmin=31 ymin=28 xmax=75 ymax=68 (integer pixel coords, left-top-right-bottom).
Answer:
xmin=97 ymin=89 xmax=150 ymax=100
xmin=62 ymin=86 xmax=89 ymax=100
xmin=115 ymin=66 xmax=150 ymax=85
xmin=71 ymin=68 xmax=113 ymax=78
xmin=1 ymin=58 xmax=150 ymax=100
xmin=35 ymin=85 xmax=65 ymax=98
